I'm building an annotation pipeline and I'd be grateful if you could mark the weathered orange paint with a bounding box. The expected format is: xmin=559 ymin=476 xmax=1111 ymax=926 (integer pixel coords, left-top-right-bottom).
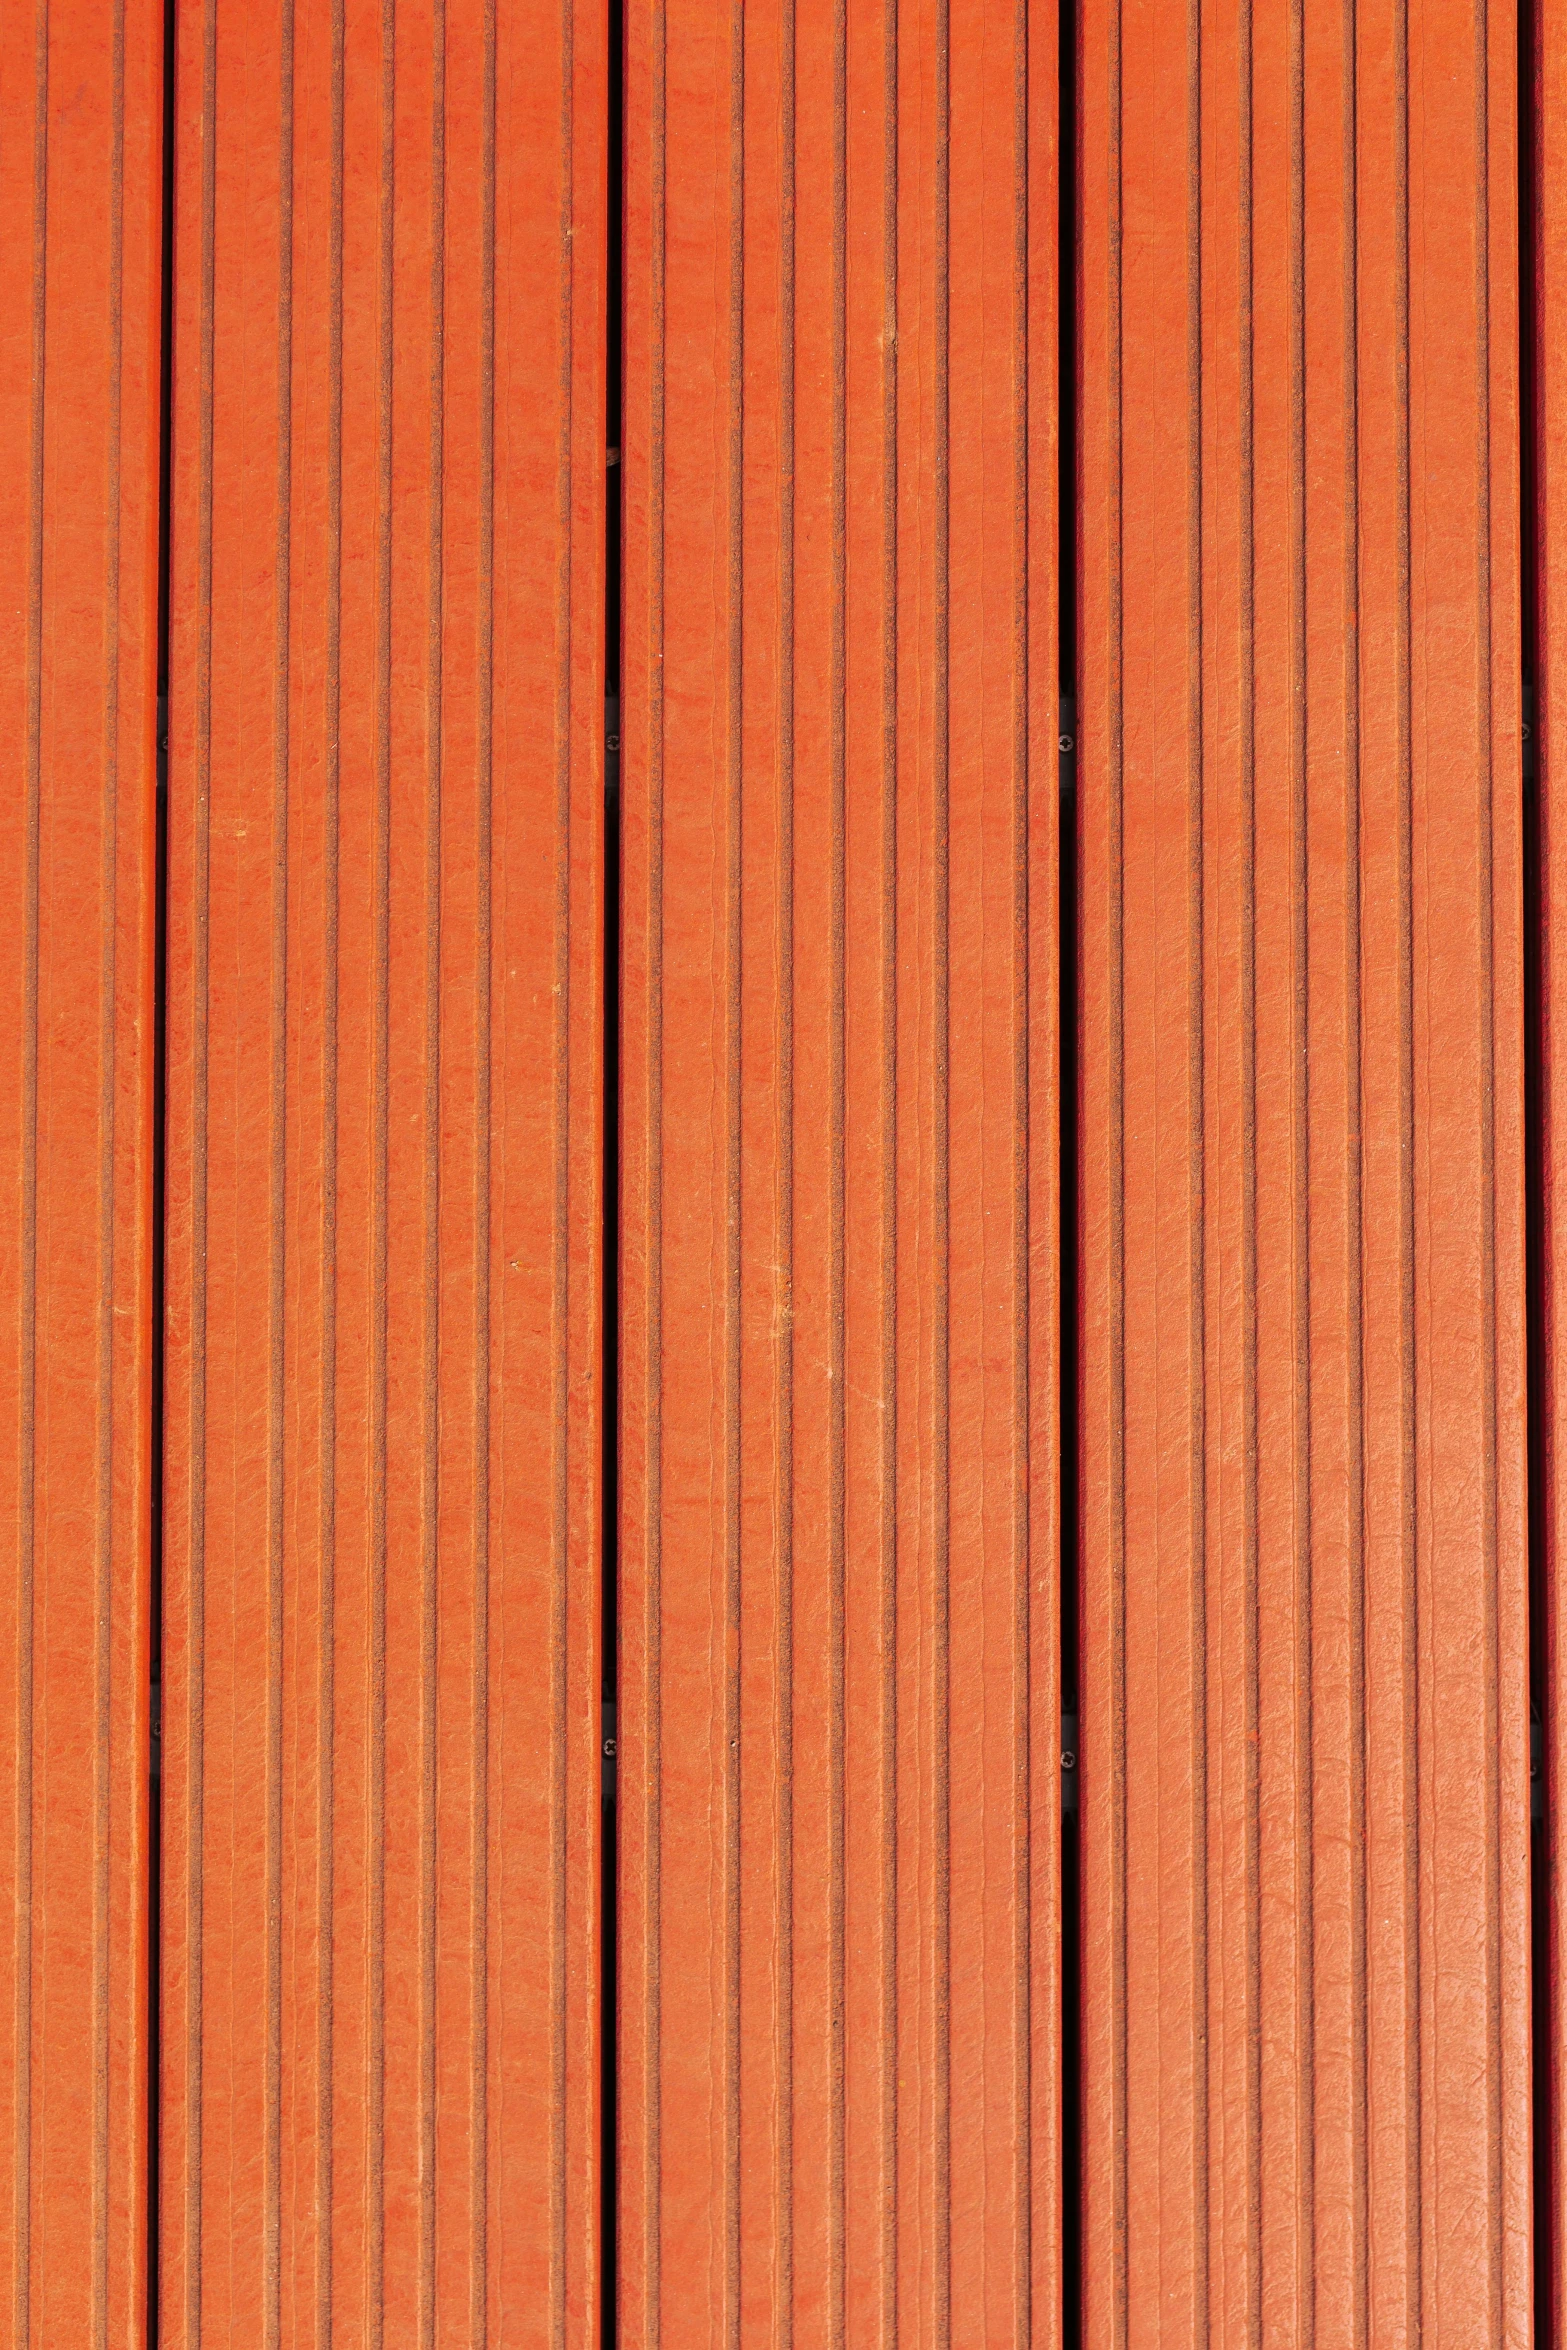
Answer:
xmin=0 ymin=3 xmax=162 ymax=2341
xmin=161 ymin=1 xmax=606 ymax=2339
xmin=618 ymin=0 xmax=1060 ymax=2341
xmin=1079 ymin=1 xmax=1530 ymax=2342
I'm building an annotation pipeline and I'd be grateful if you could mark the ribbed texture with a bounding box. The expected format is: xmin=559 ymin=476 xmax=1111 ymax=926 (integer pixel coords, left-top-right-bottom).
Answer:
xmin=1078 ymin=2 xmax=1529 ymax=2344
xmin=618 ymin=0 xmax=1059 ymax=2341
xmin=0 ymin=4 xmax=161 ymax=2343
xmin=161 ymin=3 xmax=606 ymax=2341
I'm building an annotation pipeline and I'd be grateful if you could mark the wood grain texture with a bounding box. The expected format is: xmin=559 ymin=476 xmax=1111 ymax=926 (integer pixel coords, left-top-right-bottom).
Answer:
xmin=1078 ymin=1 xmax=1529 ymax=2343
xmin=619 ymin=0 xmax=1059 ymax=2341
xmin=161 ymin=1 xmax=607 ymax=2339
xmin=0 ymin=3 xmax=162 ymax=2341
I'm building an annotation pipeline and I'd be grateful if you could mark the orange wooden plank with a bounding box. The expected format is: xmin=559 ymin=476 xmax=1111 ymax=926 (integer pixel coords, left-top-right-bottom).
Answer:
xmin=161 ymin=1 xmax=607 ymax=2339
xmin=0 ymin=3 xmax=162 ymax=2341
xmin=1079 ymin=0 xmax=1530 ymax=2342
xmin=619 ymin=0 xmax=1059 ymax=2341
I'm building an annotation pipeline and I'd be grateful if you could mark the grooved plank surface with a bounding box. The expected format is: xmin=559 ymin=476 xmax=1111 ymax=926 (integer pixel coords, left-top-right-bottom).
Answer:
xmin=619 ymin=0 xmax=1059 ymax=2341
xmin=0 ymin=3 xmax=162 ymax=2341
xmin=161 ymin=2 xmax=606 ymax=2340
xmin=1078 ymin=2 xmax=1529 ymax=2344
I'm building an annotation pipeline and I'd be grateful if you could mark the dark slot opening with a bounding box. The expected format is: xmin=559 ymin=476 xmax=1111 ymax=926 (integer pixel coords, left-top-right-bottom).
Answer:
xmin=601 ymin=705 xmax=620 ymax=2345
xmin=1059 ymin=700 xmax=1080 ymax=2350
xmin=148 ymin=0 xmax=178 ymax=2337
xmin=1058 ymin=0 xmax=1078 ymax=704
xmin=605 ymin=0 xmax=623 ymax=704
xmin=601 ymin=681 xmax=620 ymax=2344
xmin=602 ymin=0 xmax=625 ymax=2330
xmin=1059 ymin=0 xmax=1081 ymax=2339
xmin=1521 ymin=0 xmax=1551 ymax=2336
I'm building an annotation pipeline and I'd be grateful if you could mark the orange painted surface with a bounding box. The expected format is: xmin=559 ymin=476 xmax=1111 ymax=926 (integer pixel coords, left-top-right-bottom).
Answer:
xmin=0 ymin=3 xmax=162 ymax=2342
xmin=0 ymin=0 xmax=1546 ymax=2335
xmin=161 ymin=2 xmax=606 ymax=2341
xmin=619 ymin=0 xmax=1059 ymax=2341
xmin=1079 ymin=1 xmax=1530 ymax=2343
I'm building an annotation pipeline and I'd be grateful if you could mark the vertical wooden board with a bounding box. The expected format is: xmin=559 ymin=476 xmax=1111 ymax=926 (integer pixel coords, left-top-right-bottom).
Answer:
xmin=0 ymin=2 xmax=162 ymax=2342
xmin=1079 ymin=1 xmax=1529 ymax=2344
xmin=161 ymin=1 xmax=606 ymax=2341
xmin=619 ymin=0 xmax=1059 ymax=2342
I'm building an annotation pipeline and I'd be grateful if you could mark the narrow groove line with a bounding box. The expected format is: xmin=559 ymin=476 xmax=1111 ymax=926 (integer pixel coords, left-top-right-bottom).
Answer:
xmin=1341 ymin=0 xmax=1369 ymax=2330
xmin=777 ymin=0 xmax=798 ymax=2331
xmin=266 ymin=13 xmax=297 ymax=2343
xmin=93 ymin=5 xmax=129 ymax=2337
xmin=645 ymin=0 xmax=669 ymax=2328
xmin=421 ymin=7 xmax=448 ymax=2341
xmin=1239 ymin=2 xmax=1264 ymax=2329
xmin=1393 ymin=0 xmax=1421 ymax=2323
xmin=1523 ymin=10 xmax=1556 ymax=2344
xmin=317 ymin=1 xmax=347 ymax=2332
xmin=879 ymin=0 xmax=900 ymax=2331
xmin=933 ymin=1 xmax=952 ymax=2335
xmin=1184 ymin=0 xmax=1209 ymax=2336
xmin=1011 ymin=0 xmax=1032 ymax=2324
xmin=1472 ymin=7 xmax=1505 ymax=2338
xmin=724 ymin=6 xmax=746 ymax=2340
xmin=146 ymin=0 xmax=174 ymax=2298
xmin=599 ymin=0 xmax=626 ymax=2328
xmin=1286 ymin=2 xmax=1316 ymax=2329
xmin=1109 ymin=0 xmax=1129 ymax=2337
xmin=551 ymin=0 xmax=576 ymax=2330
xmin=16 ymin=5 xmax=49 ymax=2333
xmin=472 ymin=0 xmax=496 ymax=2327
xmin=369 ymin=5 xmax=397 ymax=2332
xmin=828 ymin=0 xmax=849 ymax=2333
xmin=1056 ymin=2 xmax=1079 ymax=2326
xmin=186 ymin=1 xmax=220 ymax=2333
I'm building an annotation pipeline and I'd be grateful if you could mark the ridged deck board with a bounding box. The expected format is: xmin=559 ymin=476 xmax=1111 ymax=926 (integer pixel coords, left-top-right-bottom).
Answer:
xmin=1078 ymin=1 xmax=1529 ymax=2343
xmin=0 ymin=3 xmax=162 ymax=2341
xmin=618 ymin=0 xmax=1060 ymax=2341
xmin=161 ymin=2 xmax=606 ymax=2339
